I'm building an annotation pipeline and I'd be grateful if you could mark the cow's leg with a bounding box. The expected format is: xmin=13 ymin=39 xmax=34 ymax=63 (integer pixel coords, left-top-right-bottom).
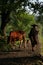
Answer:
xmin=24 ymin=40 xmax=27 ymax=48
xmin=13 ymin=39 xmax=16 ymax=46
xmin=11 ymin=39 xmax=16 ymax=49
xmin=23 ymin=37 xmax=26 ymax=48
xmin=19 ymin=40 xmax=22 ymax=48
xmin=10 ymin=36 xmax=14 ymax=45
xmin=8 ymin=36 xmax=14 ymax=49
xmin=12 ymin=38 xmax=15 ymax=46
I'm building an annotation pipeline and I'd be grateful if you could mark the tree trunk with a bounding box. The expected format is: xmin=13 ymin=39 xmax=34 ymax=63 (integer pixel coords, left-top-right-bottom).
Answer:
xmin=1 ymin=10 xmax=10 ymax=36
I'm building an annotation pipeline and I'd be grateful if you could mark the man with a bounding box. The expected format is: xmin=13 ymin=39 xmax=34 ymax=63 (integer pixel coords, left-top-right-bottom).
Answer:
xmin=29 ymin=24 xmax=39 ymax=51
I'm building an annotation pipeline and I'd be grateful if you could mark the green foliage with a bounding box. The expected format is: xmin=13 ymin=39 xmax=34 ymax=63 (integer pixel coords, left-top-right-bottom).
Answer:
xmin=3 ymin=44 xmax=12 ymax=51
xmin=0 ymin=38 xmax=6 ymax=51
xmin=0 ymin=39 xmax=6 ymax=46
xmin=5 ymin=12 xmax=35 ymax=36
xmin=0 ymin=0 xmax=43 ymax=53
xmin=0 ymin=0 xmax=43 ymax=35
xmin=0 ymin=38 xmax=12 ymax=51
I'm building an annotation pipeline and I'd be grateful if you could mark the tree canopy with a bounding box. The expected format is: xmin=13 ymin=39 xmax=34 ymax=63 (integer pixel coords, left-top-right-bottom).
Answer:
xmin=0 ymin=0 xmax=43 ymax=35
xmin=0 ymin=0 xmax=29 ymax=34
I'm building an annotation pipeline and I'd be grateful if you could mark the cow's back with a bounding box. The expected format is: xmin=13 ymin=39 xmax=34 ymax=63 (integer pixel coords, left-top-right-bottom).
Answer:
xmin=10 ymin=31 xmax=19 ymax=38
xmin=9 ymin=31 xmax=26 ymax=41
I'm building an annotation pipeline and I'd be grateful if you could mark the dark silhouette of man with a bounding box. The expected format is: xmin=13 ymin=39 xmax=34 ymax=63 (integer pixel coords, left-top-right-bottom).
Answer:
xmin=29 ymin=24 xmax=39 ymax=51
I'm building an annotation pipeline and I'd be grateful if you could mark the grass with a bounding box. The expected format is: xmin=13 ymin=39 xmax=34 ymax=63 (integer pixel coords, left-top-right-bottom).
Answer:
xmin=0 ymin=35 xmax=43 ymax=55
xmin=39 ymin=36 xmax=43 ymax=55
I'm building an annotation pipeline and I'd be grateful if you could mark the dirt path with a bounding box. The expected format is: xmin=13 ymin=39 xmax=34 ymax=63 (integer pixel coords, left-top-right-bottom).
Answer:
xmin=0 ymin=56 xmax=43 ymax=65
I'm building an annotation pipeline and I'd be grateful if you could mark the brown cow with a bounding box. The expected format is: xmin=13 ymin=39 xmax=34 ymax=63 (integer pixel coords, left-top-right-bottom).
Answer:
xmin=7 ymin=31 xmax=26 ymax=48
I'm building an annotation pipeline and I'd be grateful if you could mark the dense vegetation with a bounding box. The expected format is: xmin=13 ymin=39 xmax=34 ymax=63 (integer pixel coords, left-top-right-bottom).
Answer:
xmin=0 ymin=12 xmax=43 ymax=54
xmin=0 ymin=0 xmax=43 ymax=55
